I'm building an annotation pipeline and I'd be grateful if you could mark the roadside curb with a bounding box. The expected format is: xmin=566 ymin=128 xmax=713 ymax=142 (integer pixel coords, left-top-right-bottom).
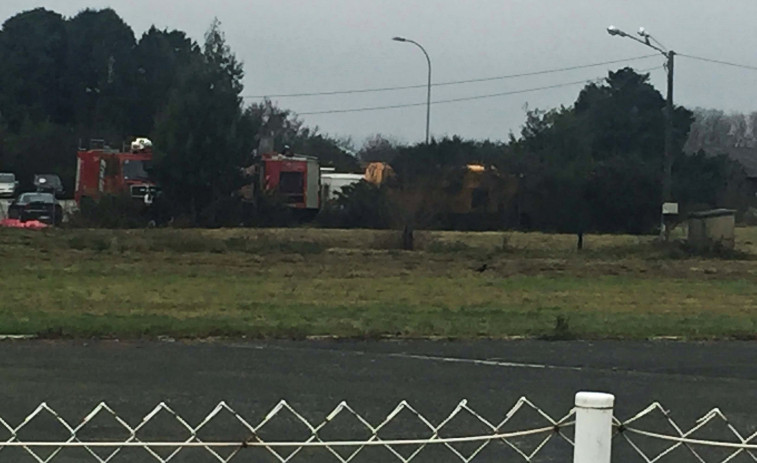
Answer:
xmin=0 ymin=334 xmax=37 ymax=341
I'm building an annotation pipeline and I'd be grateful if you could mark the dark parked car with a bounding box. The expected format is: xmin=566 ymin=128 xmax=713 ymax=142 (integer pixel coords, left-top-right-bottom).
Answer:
xmin=33 ymin=174 xmax=65 ymax=197
xmin=0 ymin=172 xmax=19 ymax=198
xmin=7 ymin=192 xmax=63 ymax=225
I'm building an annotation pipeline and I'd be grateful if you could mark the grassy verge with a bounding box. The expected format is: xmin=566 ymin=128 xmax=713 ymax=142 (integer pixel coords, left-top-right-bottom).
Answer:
xmin=1 ymin=227 xmax=756 ymax=340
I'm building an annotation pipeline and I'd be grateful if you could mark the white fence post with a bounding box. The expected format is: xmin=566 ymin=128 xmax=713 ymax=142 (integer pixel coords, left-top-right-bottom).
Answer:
xmin=573 ymin=391 xmax=615 ymax=463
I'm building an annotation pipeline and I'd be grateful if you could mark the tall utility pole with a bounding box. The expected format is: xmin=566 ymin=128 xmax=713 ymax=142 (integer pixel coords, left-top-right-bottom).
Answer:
xmin=392 ymin=36 xmax=431 ymax=144
xmin=663 ymin=50 xmax=675 ymax=205
xmin=607 ymin=26 xmax=676 ymax=239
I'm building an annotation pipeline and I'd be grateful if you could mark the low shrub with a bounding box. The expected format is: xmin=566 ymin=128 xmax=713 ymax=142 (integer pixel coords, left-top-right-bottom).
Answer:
xmin=68 ymin=194 xmax=150 ymax=229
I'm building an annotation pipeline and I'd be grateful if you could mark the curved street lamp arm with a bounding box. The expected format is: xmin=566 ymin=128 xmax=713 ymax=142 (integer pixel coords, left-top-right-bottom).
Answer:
xmin=405 ymin=40 xmax=431 ymax=73
xmin=393 ymin=37 xmax=432 ymax=144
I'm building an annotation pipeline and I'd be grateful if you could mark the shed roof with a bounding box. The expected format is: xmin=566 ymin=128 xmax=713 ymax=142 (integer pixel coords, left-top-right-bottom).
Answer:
xmin=689 ymin=208 xmax=736 ymax=219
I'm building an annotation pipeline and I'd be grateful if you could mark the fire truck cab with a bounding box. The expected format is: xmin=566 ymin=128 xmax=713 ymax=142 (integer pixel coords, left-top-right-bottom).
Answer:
xmin=75 ymin=138 xmax=159 ymax=204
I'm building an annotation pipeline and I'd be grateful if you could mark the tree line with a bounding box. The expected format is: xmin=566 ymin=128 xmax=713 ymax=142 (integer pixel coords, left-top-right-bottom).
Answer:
xmin=0 ymin=8 xmax=357 ymax=221
xmin=351 ymin=70 xmax=753 ymax=233
xmin=0 ymin=7 xmax=752 ymax=233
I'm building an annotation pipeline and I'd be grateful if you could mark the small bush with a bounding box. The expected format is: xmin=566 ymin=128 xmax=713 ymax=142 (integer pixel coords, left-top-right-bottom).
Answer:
xmin=542 ymin=314 xmax=577 ymax=341
xmin=248 ymin=194 xmax=299 ymax=227
xmin=198 ymin=197 xmax=245 ymax=228
xmin=500 ymin=234 xmax=517 ymax=253
xmin=317 ymin=181 xmax=394 ymax=229
xmin=69 ymin=194 xmax=150 ymax=229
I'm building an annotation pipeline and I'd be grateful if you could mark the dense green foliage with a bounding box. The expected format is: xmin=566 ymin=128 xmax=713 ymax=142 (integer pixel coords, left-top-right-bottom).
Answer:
xmin=0 ymin=8 xmax=356 ymax=218
xmin=151 ymin=20 xmax=252 ymax=222
xmin=505 ymin=69 xmax=683 ymax=233
xmin=342 ymin=68 xmax=748 ymax=234
xmin=0 ymin=7 xmax=751 ymax=232
xmin=392 ymin=136 xmax=506 ymax=181
xmin=318 ymin=181 xmax=394 ymax=229
xmin=501 ymin=69 xmax=747 ymax=233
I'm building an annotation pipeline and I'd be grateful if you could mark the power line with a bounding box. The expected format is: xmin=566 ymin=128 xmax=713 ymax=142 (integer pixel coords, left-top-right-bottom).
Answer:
xmin=244 ymin=54 xmax=659 ymax=99
xmin=298 ymin=66 xmax=662 ymax=116
xmin=678 ymin=53 xmax=757 ymax=71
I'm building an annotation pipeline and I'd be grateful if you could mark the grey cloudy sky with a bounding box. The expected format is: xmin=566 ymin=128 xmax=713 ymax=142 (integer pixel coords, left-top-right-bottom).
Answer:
xmin=3 ymin=1 xmax=757 ymax=146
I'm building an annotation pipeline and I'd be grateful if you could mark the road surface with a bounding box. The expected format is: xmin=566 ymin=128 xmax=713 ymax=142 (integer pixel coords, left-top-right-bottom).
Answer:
xmin=0 ymin=339 xmax=753 ymax=462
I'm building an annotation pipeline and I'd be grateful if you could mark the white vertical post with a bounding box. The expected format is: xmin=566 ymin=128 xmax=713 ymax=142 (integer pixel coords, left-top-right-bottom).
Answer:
xmin=573 ymin=391 xmax=615 ymax=463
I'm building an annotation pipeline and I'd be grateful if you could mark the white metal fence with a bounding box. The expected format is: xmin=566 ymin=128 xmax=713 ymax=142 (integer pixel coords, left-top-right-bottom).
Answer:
xmin=0 ymin=392 xmax=754 ymax=463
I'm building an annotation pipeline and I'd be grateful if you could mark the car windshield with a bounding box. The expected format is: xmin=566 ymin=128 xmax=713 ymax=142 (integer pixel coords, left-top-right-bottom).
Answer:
xmin=123 ymin=159 xmax=149 ymax=180
xmin=0 ymin=173 xmax=15 ymax=182
xmin=17 ymin=193 xmax=54 ymax=204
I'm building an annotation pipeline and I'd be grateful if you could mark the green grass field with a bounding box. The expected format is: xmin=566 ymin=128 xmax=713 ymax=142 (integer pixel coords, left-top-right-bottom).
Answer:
xmin=1 ymin=227 xmax=756 ymax=340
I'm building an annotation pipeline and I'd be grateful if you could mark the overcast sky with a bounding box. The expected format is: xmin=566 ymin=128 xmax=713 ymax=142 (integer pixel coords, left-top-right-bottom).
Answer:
xmin=3 ymin=1 xmax=757 ymax=146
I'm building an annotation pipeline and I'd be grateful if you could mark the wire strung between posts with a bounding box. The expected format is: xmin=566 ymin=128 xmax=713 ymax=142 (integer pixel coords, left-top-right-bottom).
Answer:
xmin=620 ymin=427 xmax=757 ymax=450
xmin=244 ymin=54 xmax=659 ymax=99
xmin=678 ymin=53 xmax=757 ymax=71
xmin=298 ymin=66 xmax=663 ymax=115
xmin=0 ymin=424 xmax=559 ymax=447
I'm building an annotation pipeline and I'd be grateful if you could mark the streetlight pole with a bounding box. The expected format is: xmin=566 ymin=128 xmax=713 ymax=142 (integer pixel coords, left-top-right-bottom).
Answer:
xmin=393 ymin=36 xmax=431 ymax=144
xmin=607 ymin=26 xmax=676 ymax=239
xmin=663 ymin=49 xmax=674 ymax=208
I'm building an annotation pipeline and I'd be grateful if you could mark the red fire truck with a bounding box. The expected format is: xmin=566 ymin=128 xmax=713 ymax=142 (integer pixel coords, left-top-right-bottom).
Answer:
xmin=260 ymin=151 xmax=320 ymax=210
xmin=74 ymin=138 xmax=159 ymax=204
xmin=242 ymin=149 xmax=321 ymax=214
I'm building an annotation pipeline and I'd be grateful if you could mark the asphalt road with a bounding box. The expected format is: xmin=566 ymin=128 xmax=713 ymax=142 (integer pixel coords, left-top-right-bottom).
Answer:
xmin=0 ymin=339 xmax=754 ymax=462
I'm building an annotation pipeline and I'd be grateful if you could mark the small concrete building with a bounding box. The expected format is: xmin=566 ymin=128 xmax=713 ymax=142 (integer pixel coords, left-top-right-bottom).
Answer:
xmin=687 ymin=209 xmax=736 ymax=250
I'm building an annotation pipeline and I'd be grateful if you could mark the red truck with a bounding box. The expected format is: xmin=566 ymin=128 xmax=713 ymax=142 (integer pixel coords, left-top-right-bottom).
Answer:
xmin=74 ymin=138 xmax=159 ymax=204
xmin=258 ymin=151 xmax=320 ymax=211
